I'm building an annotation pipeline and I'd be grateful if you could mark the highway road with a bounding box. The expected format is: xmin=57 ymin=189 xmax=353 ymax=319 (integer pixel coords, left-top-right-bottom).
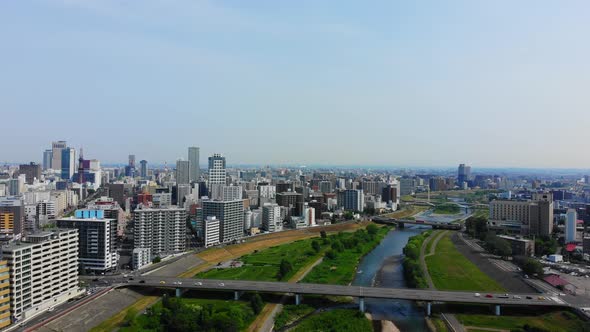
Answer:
xmin=106 ymin=275 xmax=571 ymax=307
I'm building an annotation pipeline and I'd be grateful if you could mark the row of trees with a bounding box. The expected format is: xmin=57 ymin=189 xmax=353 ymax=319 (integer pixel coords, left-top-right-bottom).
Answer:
xmin=402 ymin=232 xmax=431 ymax=288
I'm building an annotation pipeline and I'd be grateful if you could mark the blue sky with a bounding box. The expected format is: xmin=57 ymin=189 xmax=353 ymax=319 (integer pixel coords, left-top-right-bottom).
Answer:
xmin=1 ymin=0 xmax=589 ymax=168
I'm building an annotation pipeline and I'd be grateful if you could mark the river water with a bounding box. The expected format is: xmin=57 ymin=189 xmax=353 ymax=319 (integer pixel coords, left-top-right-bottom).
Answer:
xmin=352 ymin=226 xmax=430 ymax=331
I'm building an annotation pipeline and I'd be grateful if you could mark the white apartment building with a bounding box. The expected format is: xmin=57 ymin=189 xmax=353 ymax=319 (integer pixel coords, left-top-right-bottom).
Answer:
xmin=204 ymin=216 xmax=220 ymax=247
xmin=222 ymin=185 xmax=243 ymax=201
xmin=262 ymin=203 xmax=282 ymax=232
xmin=2 ymin=229 xmax=81 ymax=322
xmin=133 ymin=207 xmax=187 ymax=258
xmin=132 ymin=248 xmax=151 ymax=270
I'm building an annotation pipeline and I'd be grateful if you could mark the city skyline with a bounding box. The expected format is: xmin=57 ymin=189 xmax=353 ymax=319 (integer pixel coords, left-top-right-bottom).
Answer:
xmin=1 ymin=1 xmax=590 ymax=167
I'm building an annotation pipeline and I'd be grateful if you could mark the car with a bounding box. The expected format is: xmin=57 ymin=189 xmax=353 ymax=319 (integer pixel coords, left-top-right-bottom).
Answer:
xmin=524 ymin=274 xmax=529 ymax=279
xmin=498 ymin=295 xmax=509 ymax=299
xmin=160 ymin=281 xmax=166 ymax=284
xmin=194 ymin=282 xmax=202 ymax=286
xmin=513 ymin=295 xmax=522 ymax=299
xmin=485 ymin=294 xmax=493 ymax=298
xmin=526 ymin=296 xmax=533 ymax=300
xmin=219 ymin=283 xmax=225 ymax=287
xmin=474 ymin=293 xmax=481 ymax=297
xmin=538 ymin=296 xmax=545 ymax=300
xmin=128 ymin=277 xmax=134 ymax=281
xmin=47 ymin=307 xmax=55 ymax=312
xmin=177 ymin=281 xmax=182 ymax=285
xmin=139 ymin=280 xmax=146 ymax=284
xmin=558 ymin=293 xmax=566 ymax=296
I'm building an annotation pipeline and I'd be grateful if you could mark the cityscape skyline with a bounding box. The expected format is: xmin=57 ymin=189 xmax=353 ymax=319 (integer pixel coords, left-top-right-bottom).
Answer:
xmin=2 ymin=1 xmax=590 ymax=167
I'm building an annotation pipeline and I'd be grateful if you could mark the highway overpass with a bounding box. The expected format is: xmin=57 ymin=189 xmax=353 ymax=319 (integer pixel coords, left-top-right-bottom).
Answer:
xmin=111 ymin=275 xmax=572 ymax=316
xmin=372 ymin=216 xmax=462 ymax=230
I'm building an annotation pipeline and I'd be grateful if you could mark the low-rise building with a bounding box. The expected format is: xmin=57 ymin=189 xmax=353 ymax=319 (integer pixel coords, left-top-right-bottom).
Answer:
xmin=497 ymin=235 xmax=535 ymax=256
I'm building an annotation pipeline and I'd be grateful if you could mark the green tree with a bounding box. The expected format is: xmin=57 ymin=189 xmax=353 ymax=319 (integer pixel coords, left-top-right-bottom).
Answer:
xmin=325 ymin=249 xmax=337 ymax=260
xmin=320 ymin=230 xmax=327 ymax=238
xmin=366 ymin=224 xmax=379 ymax=235
xmin=311 ymin=240 xmax=321 ymax=253
xmin=250 ymin=293 xmax=264 ymax=314
xmin=278 ymin=259 xmax=293 ymax=279
xmin=152 ymin=256 xmax=162 ymax=264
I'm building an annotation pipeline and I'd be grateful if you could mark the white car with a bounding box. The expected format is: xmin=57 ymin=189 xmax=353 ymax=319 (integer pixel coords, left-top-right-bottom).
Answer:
xmin=47 ymin=307 xmax=55 ymax=312
xmin=474 ymin=293 xmax=481 ymax=297
xmin=194 ymin=282 xmax=202 ymax=286
xmin=219 ymin=283 xmax=225 ymax=287
xmin=513 ymin=295 xmax=521 ymax=299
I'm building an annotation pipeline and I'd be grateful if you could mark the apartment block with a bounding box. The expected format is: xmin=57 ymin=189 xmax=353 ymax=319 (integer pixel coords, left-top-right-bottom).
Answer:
xmin=133 ymin=207 xmax=187 ymax=258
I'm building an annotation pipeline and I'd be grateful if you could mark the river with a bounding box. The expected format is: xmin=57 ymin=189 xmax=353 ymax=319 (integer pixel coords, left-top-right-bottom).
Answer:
xmin=352 ymin=226 xmax=430 ymax=331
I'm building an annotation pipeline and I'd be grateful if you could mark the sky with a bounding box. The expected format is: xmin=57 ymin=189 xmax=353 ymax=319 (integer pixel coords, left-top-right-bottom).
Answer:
xmin=1 ymin=0 xmax=589 ymax=168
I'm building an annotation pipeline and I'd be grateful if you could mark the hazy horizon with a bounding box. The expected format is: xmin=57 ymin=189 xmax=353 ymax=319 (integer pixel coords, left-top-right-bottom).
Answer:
xmin=1 ymin=1 xmax=589 ymax=168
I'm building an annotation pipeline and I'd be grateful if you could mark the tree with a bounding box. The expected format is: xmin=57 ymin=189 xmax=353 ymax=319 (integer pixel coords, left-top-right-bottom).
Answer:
xmin=366 ymin=224 xmax=379 ymax=235
xmin=278 ymin=259 xmax=293 ymax=279
xmin=320 ymin=230 xmax=327 ymax=239
xmin=325 ymin=249 xmax=337 ymax=260
xmin=250 ymin=293 xmax=264 ymax=314
xmin=494 ymin=237 xmax=513 ymax=258
xmin=152 ymin=256 xmax=161 ymax=264
xmin=465 ymin=216 xmax=488 ymax=240
xmin=311 ymin=240 xmax=321 ymax=253
xmin=331 ymin=240 xmax=344 ymax=252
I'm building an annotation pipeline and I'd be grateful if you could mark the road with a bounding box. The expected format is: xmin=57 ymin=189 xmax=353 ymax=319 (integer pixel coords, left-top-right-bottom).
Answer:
xmin=100 ymin=275 xmax=576 ymax=308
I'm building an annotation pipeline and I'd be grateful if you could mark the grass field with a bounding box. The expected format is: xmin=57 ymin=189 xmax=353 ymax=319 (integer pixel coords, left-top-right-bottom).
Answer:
xmin=425 ymin=234 xmax=505 ymax=291
xmin=382 ymin=205 xmax=429 ymax=219
xmin=432 ymin=203 xmax=461 ymax=215
xmin=291 ymin=309 xmax=372 ymax=332
xmin=274 ymin=304 xmax=315 ymax=330
xmin=90 ymin=295 xmax=160 ymax=332
xmin=457 ymin=311 xmax=589 ymax=332
xmin=196 ymin=238 xmax=324 ymax=281
xmin=301 ymin=226 xmax=390 ymax=285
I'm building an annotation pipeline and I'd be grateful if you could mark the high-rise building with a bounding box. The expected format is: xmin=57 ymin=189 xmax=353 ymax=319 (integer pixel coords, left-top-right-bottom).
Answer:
xmin=0 ymin=197 xmax=24 ymax=241
xmin=0 ymin=260 xmax=10 ymax=329
xmin=61 ymin=147 xmax=76 ymax=180
xmin=139 ymin=160 xmax=148 ymax=179
xmin=42 ymin=149 xmax=53 ymax=171
xmin=208 ymin=154 xmax=226 ymax=197
xmin=489 ymin=192 xmax=554 ymax=236
xmin=337 ymin=189 xmax=365 ymax=212
xmin=382 ymin=184 xmax=400 ymax=205
xmin=204 ymin=216 xmax=220 ymax=247
xmin=203 ymin=199 xmax=244 ymax=243
xmin=57 ymin=210 xmax=119 ymax=272
xmin=19 ymin=162 xmax=41 ymax=185
xmin=566 ymin=209 xmax=577 ymax=244
xmin=51 ymin=141 xmax=67 ymax=171
xmin=222 ymin=185 xmax=243 ymax=201
xmin=133 ymin=206 xmax=187 ymax=258
xmin=188 ymin=147 xmax=200 ymax=182
xmin=399 ymin=177 xmax=416 ymax=196
xmin=176 ymin=160 xmax=190 ymax=185
xmin=276 ymin=192 xmax=304 ymax=216
xmin=262 ymin=203 xmax=282 ymax=232
xmin=458 ymin=164 xmax=471 ymax=186
xmin=2 ymin=229 xmax=81 ymax=321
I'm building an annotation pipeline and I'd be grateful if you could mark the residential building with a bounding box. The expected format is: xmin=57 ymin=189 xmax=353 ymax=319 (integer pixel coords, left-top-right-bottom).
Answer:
xmin=188 ymin=147 xmax=200 ymax=182
xmin=204 ymin=216 xmax=220 ymax=247
xmin=566 ymin=209 xmax=577 ymax=244
xmin=222 ymin=185 xmax=243 ymax=201
xmin=133 ymin=206 xmax=187 ymax=258
xmin=399 ymin=177 xmax=415 ymax=196
xmin=19 ymin=163 xmax=41 ymax=185
xmin=56 ymin=210 xmax=119 ymax=272
xmin=0 ymin=197 xmax=24 ymax=241
xmin=2 ymin=229 xmax=81 ymax=321
xmin=176 ymin=160 xmax=190 ymax=185
xmin=202 ymin=199 xmax=243 ymax=243
xmin=0 ymin=259 xmax=9 ymax=329
xmin=132 ymin=248 xmax=151 ymax=270
xmin=262 ymin=203 xmax=282 ymax=232
xmin=337 ymin=189 xmax=365 ymax=212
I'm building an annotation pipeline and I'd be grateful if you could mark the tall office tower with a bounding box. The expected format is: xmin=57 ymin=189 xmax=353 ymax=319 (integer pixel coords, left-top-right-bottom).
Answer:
xmin=382 ymin=184 xmax=400 ymax=205
xmin=337 ymin=189 xmax=365 ymax=212
xmin=51 ymin=140 xmax=67 ymax=171
xmin=262 ymin=203 xmax=282 ymax=232
xmin=176 ymin=160 xmax=190 ymax=185
xmin=42 ymin=149 xmax=53 ymax=170
xmin=19 ymin=162 xmax=42 ymax=185
xmin=457 ymin=163 xmax=471 ymax=186
xmin=176 ymin=184 xmax=191 ymax=206
xmin=0 ymin=197 xmax=24 ymax=240
xmin=60 ymin=147 xmax=76 ymax=180
xmin=566 ymin=209 xmax=577 ymax=244
xmin=318 ymin=181 xmax=332 ymax=193
xmin=188 ymin=147 xmax=200 ymax=182
xmin=140 ymin=160 xmax=148 ymax=179
xmin=57 ymin=210 xmax=119 ymax=272
xmin=2 ymin=229 xmax=80 ymax=322
xmin=276 ymin=192 xmax=304 ymax=216
xmin=400 ymin=177 xmax=416 ymax=195
xmin=203 ymin=199 xmax=244 ymax=243
xmin=133 ymin=206 xmax=187 ymax=258
xmin=208 ymin=154 xmax=226 ymax=198
xmin=0 ymin=259 xmax=10 ymax=329
xmin=258 ymin=183 xmax=276 ymax=207
xmin=128 ymin=155 xmax=136 ymax=169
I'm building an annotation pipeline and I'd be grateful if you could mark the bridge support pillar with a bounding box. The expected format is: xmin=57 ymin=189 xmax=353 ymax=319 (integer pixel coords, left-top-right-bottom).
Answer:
xmin=234 ymin=291 xmax=243 ymax=300
xmin=426 ymin=302 xmax=432 ymax=316
xmin=175 ymin=288 xmax=181 ymax=298
xmin=359 ymin=297 xmax=365 ymax=313
xmin=295 ymin=294 xmax=302 ymax=305
xmin=495 ymin=305 xmax=501 ymax=316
